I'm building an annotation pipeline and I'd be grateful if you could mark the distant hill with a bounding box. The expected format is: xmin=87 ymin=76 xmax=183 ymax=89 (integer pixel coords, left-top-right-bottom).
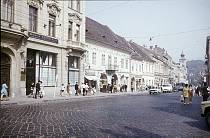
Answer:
xmin=186 ymin=60 xmax=206 ymax=86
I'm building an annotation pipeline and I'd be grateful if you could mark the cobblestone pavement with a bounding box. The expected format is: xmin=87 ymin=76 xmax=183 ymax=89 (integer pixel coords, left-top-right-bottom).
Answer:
xmin=0 ymin=92 xmax=210 ymax=137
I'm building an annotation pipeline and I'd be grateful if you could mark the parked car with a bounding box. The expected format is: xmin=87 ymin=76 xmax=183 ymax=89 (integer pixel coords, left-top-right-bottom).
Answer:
xmin=161 ymin=84 xmax=173 ymax=93
xmin=149 ymin=87 xmax=162 ymax=94
xmin=201 ymin=101 xmax=210 ymax=128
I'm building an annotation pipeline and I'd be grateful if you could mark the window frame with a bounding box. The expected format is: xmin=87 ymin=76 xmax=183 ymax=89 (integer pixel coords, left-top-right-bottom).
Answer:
xmin=29 ymin=5 xmax=38 ymax=32
xmin=48 ymin=14 xmax=56 ymax=37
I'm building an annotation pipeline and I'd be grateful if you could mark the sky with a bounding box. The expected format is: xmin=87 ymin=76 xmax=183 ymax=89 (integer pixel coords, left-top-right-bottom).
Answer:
xmin=86 ymin=0 xmax=210 ymax=62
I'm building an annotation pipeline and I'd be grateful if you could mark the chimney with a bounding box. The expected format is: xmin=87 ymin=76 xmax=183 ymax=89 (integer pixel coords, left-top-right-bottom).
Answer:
xmin=150 ymin=46 xmax=153 ymax=49
xmin=155 ymin=45 xmax=157 ymax=48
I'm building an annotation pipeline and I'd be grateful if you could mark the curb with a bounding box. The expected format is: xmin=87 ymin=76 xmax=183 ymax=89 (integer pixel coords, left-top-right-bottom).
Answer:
xmin=0 ymin=91 xmax=149 ymax=106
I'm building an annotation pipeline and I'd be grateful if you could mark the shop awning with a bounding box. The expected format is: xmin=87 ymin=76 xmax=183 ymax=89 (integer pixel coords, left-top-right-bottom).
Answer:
xmin=85 ymin=76 xmax=97 ymax=81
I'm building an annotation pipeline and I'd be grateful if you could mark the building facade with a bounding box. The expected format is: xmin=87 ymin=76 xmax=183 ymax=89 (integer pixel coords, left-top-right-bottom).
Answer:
xmin=85 ymin=17 xmax=131 ymax=92
xmin=1 ymin=0 xmax=86 ymax=98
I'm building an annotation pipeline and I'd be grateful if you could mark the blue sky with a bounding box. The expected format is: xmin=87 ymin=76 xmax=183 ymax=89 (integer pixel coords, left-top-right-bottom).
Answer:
xmin=86 ymin=0 xmax=210 ymax=62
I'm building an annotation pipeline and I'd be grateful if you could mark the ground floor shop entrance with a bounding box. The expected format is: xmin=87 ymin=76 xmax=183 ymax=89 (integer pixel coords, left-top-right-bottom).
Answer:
xmin=0 ymin=52 xmax=11 ymax=96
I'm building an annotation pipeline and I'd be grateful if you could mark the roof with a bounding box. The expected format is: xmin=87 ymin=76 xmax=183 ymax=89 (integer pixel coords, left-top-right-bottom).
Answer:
xmin=85 ymin=17 xmax=132 ymax=53
xmin=128 ymin=42 xmax=154 ymax=62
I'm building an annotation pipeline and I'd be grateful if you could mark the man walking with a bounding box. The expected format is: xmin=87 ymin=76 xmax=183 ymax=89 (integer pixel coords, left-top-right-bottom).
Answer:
xmin=75 ymin=82 xmax=79 ymax=95
xmin=35 ymin=81 xmax=41 ymax=99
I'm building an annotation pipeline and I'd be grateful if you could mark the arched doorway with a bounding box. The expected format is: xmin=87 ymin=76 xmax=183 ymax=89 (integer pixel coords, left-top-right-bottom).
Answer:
xmin=111 ymin=74 xmax=118 ymax=85
xmin=100 ymin=73 xmax=107 ymax=92
xmin=0 ymin=52 xmax=11 ymax=96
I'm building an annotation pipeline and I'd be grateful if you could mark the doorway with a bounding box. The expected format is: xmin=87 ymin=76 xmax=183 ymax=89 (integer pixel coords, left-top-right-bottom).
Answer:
xmin=0 ymin=52 xmax=11 ymax=96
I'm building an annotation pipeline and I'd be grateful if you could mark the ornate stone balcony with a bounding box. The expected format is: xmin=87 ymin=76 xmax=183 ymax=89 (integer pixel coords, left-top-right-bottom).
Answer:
xmin=66 ymin=40 xmax=86 ymax=52
xmin=1 ymin=20 xmax=28 ymax=47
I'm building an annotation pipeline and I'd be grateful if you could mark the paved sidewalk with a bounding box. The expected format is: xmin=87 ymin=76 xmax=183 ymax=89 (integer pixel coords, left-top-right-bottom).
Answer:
xmin=0 ymin=91 xmax=149 ymax=105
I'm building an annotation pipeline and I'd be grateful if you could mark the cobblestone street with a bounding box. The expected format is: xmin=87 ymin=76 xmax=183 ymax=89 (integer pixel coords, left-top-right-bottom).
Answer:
xmin=0 ymin=92 xmax=210 ymax=137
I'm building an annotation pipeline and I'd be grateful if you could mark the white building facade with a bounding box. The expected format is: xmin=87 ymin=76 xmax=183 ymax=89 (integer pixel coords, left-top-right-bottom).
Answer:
xmin=1 ymin=0 xmax=86 ymax=98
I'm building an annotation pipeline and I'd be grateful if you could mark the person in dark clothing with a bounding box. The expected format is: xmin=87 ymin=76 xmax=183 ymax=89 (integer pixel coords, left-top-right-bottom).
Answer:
xmin=202 ymin=82 xmax=209 ymax=101
xmin=35 ymin=81 xmax=41 ymax=99
xmin=125 ymin=85 xmax=127 ymax=92
xmin=75 ymin=82 xmax=79 ymax=96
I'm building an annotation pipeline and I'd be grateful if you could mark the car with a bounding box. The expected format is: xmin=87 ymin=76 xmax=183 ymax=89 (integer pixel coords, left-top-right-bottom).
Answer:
xmin=149 ymin=87 xmax=162 ymax=94
xmin=161 ymin=84 xmax=173 ymax=93
xmin=201 ymin=100 xmax=210 ymax=128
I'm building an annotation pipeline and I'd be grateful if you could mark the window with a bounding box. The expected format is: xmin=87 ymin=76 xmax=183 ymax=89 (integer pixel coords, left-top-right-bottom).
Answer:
xmin=126 ymin=59 xmax=128 ymax=69
xmin=36 ymin=51 xmax=56 ymax=86
xmin=76 ymin=24 xmax=80 ymax=41
xmin=48 ymin=14 xmax=56 ymax=37
xmin=29 ymin=6 xmax=38 ymax=32
xmin=68 ymin=56 xmax=79 ymax=85
xmin=108 ymin=55 xmax=111 ymax=67
xmin=1 ymin=0 xmax=14 ymax=22
xmin=76 ymin=0 xmax=80 ymax=12
xmin=68 ymin=0 xmax=73 ymax=9
xmin=121 ymin=58 xmax=124 ymax=68
xmin=136 ymin=64 xmax=138 ymax=71
xmin=114 ymin=57 xmax=117 ymax=66
xmin=142 ymin=64 xmax=144 ymax=72
xmin=139 ymin=64 xmax=141 ymax=72
xmin=92 ymin=52 xmax=96 ymax=65
xmin=69 ymin=56 xmax=79 ymax=69
xmin=68 ymin=21 xmax=73 ymax=40
xmin=101 ymin=54 xmax=105 ymax=65
xmin=85 ymin=51 xmax=89 ymax=63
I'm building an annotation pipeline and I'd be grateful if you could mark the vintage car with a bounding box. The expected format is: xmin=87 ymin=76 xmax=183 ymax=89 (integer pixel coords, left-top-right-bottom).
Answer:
xmin=149 ymin=87 xmax=162 ymax=94
xmin=201 ymin=100 xmax=210 ymax=128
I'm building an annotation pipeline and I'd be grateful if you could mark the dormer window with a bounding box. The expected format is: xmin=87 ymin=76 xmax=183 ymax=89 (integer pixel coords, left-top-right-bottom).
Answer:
xmin=102 ymin=35 xmax=105 ymax=38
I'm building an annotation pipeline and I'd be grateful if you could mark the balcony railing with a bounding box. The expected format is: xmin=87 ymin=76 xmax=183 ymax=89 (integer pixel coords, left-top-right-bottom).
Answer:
xmin=106 ymin=64 xmax=119 ymax=71
xmin=1 ymin=20 xmax=28 ymax=36
xmin=66 ymin=40 xmax=86 ymax=51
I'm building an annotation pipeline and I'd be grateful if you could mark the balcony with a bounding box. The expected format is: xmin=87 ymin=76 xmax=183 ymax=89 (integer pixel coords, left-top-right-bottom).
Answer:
xmin=106 ymin=64 xmax=119 ymax=71
xmin=66 ymin=40 xmax=87 ymax=52
xmin=1 ymin=20 xmax=28 ymax=46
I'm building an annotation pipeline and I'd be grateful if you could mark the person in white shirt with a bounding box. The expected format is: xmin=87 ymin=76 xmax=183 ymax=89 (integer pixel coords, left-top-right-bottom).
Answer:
xmin=85 ymin=83 xmax=89 ymax=95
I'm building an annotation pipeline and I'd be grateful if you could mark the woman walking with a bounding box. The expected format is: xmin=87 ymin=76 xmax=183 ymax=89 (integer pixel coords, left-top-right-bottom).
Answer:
xmin=182 ymin=84 xmax=189 ymax=105
xmin=188 ymin=84 xmax=193 ymax=104
xmin=1 ymin=81 xmax=8 ymax=101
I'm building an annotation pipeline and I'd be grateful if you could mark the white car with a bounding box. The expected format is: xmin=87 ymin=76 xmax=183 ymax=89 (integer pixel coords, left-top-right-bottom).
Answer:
xmin=149 ymin=87 xmax=162 ymax=94
xmin=161 ymin=84 xmax=173 ymax=93
xmin=201 ymin=101 xmax=210 ymax=128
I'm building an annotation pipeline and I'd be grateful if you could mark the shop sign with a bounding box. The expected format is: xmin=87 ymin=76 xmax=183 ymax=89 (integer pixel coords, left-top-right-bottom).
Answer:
xmin=29 ymin=32 xmax=58 ymax=43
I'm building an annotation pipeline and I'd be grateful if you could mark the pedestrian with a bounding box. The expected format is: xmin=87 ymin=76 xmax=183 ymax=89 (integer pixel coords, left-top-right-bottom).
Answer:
xmin=188 ymin=84 xmax=193 ymax=104
xmin=131 ymin=84 xmax=134 ymax=92
xmin=202 ymin=82 xmax=209 ymax=101
xmin=66 ymin=83 xmax=71 ymax=96
xmin=85 ymin=83 xmax=89 ymax=95
xmin=125 ymin=84 xmax=127 ymax=92
xmin=81 ymin=83 xmax=86 ymax=96
xmin=75 ymin=82 xmax=79 ymax=95
xmin=1 ymin=81 xmax=8 ymax=101
xmin=40 ymin=81 xmax=44 ymax=98
xmin=195 ymin=86 xmax=199 ymax=96
xmin=35 ymin=81 xmax=41 ymax=99
xmin=60 ymin=84 xmax=65 ymax=96
xmin=182 ymin=84 xmax=189 ymax=104
xmin=30 ymin=82 xmax=35 ymax=97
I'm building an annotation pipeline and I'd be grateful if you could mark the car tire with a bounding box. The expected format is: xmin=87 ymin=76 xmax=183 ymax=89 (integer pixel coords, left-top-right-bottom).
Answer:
xmin=206 ymin=112 xmax=210 ymax=128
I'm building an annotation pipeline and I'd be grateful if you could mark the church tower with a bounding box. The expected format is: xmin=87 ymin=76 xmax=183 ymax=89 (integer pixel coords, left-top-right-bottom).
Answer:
xmin=179 ymin=51 xmax=187 ymax=68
